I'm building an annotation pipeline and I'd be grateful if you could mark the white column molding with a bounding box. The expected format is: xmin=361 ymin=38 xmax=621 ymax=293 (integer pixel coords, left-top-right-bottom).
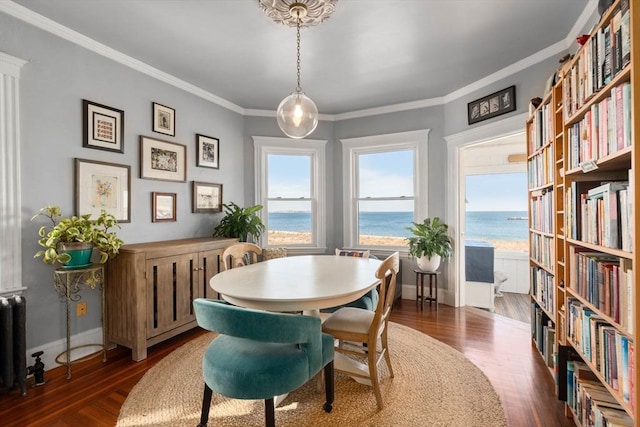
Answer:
xmin=0 ymin=52 xmax=27 ymax=296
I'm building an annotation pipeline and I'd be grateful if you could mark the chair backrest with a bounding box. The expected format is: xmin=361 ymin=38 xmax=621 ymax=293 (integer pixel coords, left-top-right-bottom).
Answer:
xmin=370 ymin=252 xmax=399 ymax=339
xmin=193 ymin=298 xmax=324 ymax=375
xmin=221 ymin=242 xmax=262 ymax=271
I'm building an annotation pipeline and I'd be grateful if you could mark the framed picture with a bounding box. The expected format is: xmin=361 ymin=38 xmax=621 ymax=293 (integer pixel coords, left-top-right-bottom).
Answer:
xmin=467 ymin=85 xmax=516 ymax=125
xmin=152 ymin=102 xmax=175 ymax=136
xmin=152 ymin=192 xmax=177 ymax=222
xmin=75 ymin=158 xmax=131 ymax=222
xmin=82 ymin=100 xmax=124 ymax=153
xmin=140 ymin=135 xmax=187 ymax=182
xmin=196 ymin=134 xmax=219 ymax=169
xmin=192 ymin=181 xmax=222 ymax=213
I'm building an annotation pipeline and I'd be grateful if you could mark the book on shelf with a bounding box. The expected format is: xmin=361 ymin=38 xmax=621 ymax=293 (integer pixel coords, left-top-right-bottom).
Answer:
xmin=621 ymin=0 xmax=630 ymax=69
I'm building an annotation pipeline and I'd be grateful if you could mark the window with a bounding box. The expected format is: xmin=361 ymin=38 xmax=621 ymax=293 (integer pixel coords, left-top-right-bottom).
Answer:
xmin=341 ymin=130 xmax=429 ymax=250
xmin=253 ymin=136 xmax=326 ymax=252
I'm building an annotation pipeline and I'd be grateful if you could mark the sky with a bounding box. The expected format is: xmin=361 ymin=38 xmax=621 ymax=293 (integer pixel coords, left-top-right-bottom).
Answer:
xmin=465 ymin=173 xmax=528 ymax=212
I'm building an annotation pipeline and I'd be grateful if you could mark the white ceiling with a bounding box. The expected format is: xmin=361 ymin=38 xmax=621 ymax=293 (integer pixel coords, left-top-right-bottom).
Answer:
xmin=8 ymin=0 xmax=594 ymax=115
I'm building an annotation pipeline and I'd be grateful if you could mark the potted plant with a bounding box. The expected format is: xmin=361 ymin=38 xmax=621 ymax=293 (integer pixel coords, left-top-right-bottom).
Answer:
xmin=213 ymin=202 xmax=266 ymax=242
xmin=32 ymin=205 xmax=124 ymax=268
xmin=406 ymin=216 xmax=453 ymax=271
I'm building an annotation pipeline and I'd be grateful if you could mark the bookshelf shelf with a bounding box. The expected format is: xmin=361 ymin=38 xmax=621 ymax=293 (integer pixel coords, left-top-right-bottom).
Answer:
xmin=528 ymin=0 xmax=637 ymax=423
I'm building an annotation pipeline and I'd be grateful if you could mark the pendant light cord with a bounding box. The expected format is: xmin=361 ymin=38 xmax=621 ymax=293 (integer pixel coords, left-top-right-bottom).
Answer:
xmin=296 ymin=11 xmax=302 ymax=93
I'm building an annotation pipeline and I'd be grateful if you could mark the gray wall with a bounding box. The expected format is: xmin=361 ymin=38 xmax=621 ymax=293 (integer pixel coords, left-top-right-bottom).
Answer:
xmin=2 ymin=10 xmax=574 ymax=351
xmin=2 ymin=14 xmax=245 ymax=349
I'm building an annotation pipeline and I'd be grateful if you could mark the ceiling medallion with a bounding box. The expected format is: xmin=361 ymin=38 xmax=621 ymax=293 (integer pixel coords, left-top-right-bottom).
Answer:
xmin=258 ymin=0 xmax=338 ymax=27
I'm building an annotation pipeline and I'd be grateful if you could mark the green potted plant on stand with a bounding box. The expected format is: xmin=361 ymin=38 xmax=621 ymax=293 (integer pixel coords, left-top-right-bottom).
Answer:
xmin=406 ymin=216 xmax=453 ymax=271
xmin=212 ymin=202 xmax=266 ymax=242
xmin=32 ymin=205 xmax=124 ymax=268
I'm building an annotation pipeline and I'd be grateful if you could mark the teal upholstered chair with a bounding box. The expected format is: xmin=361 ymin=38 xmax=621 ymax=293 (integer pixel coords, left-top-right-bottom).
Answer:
xmin=193 ymin=299 xmax=335 ymax=427
xmin=321 ymin=249 xmax=379 ymax=313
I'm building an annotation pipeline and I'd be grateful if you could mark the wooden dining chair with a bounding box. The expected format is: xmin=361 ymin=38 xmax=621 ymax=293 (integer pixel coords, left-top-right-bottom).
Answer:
xmin=221 ymin=242 xmax=262 ymax=271
xmin=321 ymin=251 xmax=399 ymax=410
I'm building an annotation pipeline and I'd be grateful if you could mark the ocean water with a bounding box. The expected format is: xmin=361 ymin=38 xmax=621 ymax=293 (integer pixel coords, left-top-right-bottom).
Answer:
xmin=268 ymin=211 xmax=528 ymax=241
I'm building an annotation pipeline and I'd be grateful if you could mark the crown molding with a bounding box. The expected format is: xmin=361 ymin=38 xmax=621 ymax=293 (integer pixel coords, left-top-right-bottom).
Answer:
xmin=2 ymin=0 xmax=598 ymax=121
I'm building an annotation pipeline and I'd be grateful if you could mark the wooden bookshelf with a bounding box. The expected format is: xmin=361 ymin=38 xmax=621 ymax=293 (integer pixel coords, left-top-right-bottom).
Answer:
xmin=527 ymin=81 xmax=558 ymax=382
xmin=528 ymin=0 xmax=638 ymax=424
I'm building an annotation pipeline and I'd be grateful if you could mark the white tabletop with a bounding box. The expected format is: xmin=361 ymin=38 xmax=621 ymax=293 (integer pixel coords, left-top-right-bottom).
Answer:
xmin=209 ymin=255 xmax=382 ymax=312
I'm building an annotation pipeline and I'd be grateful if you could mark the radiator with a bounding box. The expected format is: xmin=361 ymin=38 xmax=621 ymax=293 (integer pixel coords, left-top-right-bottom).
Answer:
xmin=0 ymin=295 xmax=27 ymax=396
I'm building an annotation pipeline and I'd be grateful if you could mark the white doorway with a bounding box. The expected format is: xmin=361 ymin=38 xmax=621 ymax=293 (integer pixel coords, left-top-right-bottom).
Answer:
xmin=461 ymin=137 xmax=530 ymax=311
xmin=444 ymin=113 xmax=528 ymax=308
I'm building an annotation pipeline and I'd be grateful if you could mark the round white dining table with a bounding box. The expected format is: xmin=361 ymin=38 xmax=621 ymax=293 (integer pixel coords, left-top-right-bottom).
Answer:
xmin=209 ymin=255 xmax=382 ymax=314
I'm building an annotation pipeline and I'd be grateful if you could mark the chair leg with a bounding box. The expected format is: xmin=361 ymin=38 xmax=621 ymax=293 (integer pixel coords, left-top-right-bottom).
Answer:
xmin=368 ymin=342 xmax=384 ymax=410
xmin=323 ymin=361 xmax=334 ymax=413
xmin=264 ymin=397 xmax=275 ymax=427
xmin=381 ymin=324 xmax=394 ymax=378
xmin=197 ymin=383 xmax=213 ymax=427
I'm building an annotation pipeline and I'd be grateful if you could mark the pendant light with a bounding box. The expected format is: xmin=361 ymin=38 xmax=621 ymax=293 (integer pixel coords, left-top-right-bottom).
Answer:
xmin=259 ymin=1 xmax=338 ymax=139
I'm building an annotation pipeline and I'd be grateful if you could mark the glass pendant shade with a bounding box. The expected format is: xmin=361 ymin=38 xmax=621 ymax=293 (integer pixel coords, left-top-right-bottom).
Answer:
xmin=276 ymin=91 xmax=319 ymax=139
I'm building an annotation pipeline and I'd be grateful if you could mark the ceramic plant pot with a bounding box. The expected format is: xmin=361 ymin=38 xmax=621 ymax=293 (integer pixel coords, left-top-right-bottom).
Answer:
xmin=58 ymin=242 xmax=94 ymax=269
xmin=417 ymin=254 xmax=441 ymax=272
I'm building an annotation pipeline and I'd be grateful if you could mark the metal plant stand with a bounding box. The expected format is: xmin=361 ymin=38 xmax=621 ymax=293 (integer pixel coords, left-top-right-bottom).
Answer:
xmin=53 ymin=265 xmax=106 ymax=379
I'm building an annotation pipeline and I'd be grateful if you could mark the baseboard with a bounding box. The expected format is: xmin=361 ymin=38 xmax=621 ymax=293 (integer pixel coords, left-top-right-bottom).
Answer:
xmin=26 ymin=327 xmax=104 ymax=374
xmin=400 ymin=283 xmax=456 ymax=307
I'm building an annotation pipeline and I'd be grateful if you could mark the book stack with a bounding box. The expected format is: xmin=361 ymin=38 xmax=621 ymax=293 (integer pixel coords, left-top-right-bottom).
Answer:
xmin=567 ymin=180 xmax=631 ymax=249
xmin=566 ymin=82 xmax=632 ymax=169
xmin=531 ymin=266 xmax=555 ymax=315
xmin=567 ymin=298 xmax=634 ymax=405
xmin=564 ymin=0 xmax=631 ymax=119
xmin=530 ymin=189 xmax=553 ymax=233
xmin=584 ymin=181 xmax=628 ymax=248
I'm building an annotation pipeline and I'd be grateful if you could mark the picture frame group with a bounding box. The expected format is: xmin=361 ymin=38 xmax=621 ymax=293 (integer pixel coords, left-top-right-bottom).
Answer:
xmin=467 ymin=85 xmax=516 ymax=125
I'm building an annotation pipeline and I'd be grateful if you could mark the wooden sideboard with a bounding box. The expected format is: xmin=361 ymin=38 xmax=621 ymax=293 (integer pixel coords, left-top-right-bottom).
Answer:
xmin=104 ymin=237 xmax=236 ymax=361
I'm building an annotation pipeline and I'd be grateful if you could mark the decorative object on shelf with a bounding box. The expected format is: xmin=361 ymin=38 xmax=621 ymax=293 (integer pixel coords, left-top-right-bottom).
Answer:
xmin=151 ymin=192 xmax=177 ymax=222
xmin=139 ymin=135 xmax=187 ymax=182
xmin=406 ymin=217 xmax=452 ymax=271
xmin=32 ymin=205 xmax=123 ymax=266
xmin=576 ymin=34 xmax=590 ymax=46
xmin=196 ymin=134 xmax=219 ymax=169
xmin=467 ymin=85 xmax=516 ymax=125
xmin=598 ymin=0 xmax=613 ymax=15
xmin=152 ymin=102 xmax=175 ymax=136
xmin=259 ymin=0 xmax=338 ymax=139
xmin=213 ymin=202 xmax=265 ymax=243
xmin=192 ymin=181 xmax=222 ymax=213
xmin=75 ymin=158 xmax=131 ymax=222
xmin=82 ymin=99 xmax=124 ymax=153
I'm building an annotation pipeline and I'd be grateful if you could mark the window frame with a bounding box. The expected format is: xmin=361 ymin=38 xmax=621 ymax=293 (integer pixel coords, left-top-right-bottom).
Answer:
xmin=253 ymin=136 xmax=327 ymax=254
xmin=340 ymin=129 xmax=430 ymax=252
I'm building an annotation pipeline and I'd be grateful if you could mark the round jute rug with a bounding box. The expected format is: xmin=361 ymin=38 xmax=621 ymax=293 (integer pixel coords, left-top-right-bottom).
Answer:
xmin=117 ymin=323 xmax=506 ymax=427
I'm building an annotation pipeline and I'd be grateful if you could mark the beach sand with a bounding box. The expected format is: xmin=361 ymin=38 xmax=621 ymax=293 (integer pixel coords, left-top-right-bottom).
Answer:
xmin=268 ymin=231 xmax=528 ymax=252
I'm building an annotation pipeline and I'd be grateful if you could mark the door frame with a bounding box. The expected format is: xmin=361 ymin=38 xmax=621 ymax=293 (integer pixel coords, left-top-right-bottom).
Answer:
xmin=444 ymin=113 xmax=528 ymax=307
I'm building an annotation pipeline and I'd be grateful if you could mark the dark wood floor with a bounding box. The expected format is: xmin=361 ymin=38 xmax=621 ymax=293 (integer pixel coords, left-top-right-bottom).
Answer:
xmin=0 ymin=299 xmax=574 ymax=427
